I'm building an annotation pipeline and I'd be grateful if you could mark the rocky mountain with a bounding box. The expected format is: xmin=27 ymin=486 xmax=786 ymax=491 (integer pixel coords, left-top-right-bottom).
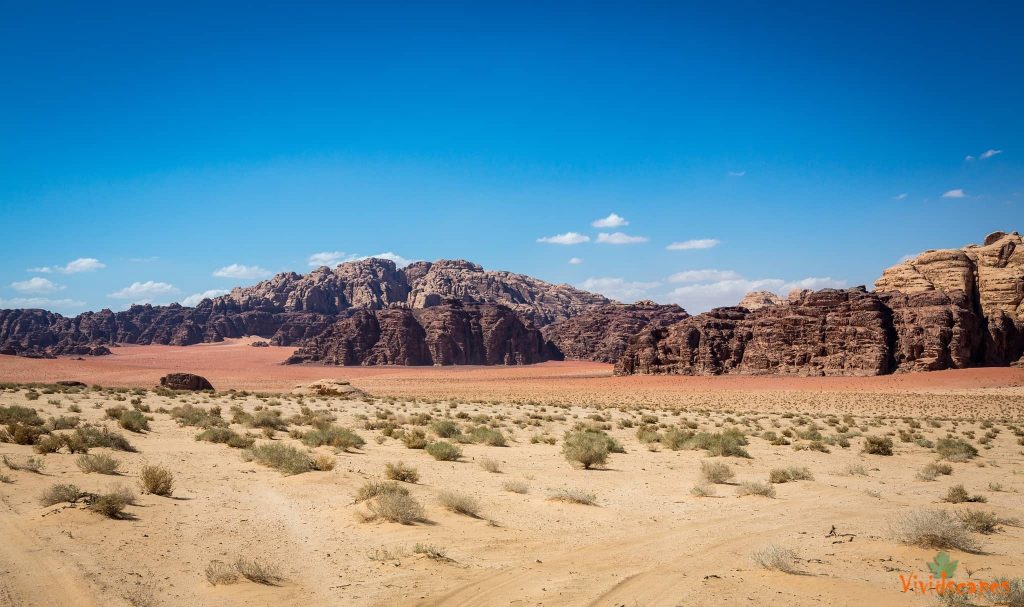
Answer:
xmin=617 ymin=231 xmax=1021 ymax=376
xmin=0 ymin=258 xmax=607 ymax=364
xmin=542 ymin=301 xmax=690 ymax=363
xmin=737 ymin=291 xmax=785 ymax=311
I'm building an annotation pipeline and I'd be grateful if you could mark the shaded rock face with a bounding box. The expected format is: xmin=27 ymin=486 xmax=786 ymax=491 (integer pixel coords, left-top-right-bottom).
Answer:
xmin=159 ymin=373 xmax=214 ymax=391
xmin=542 ymin=301 xmax=690 ymax=363
xmin=0 ymin=258 xmax=605 ymax=363
xmin=874 ymin=231 xmax=1023 ymax=366
xmin=286 ymin=302 xmax=553 ymax=366
xmin=737 ymin=291 xmax=785 ymax=311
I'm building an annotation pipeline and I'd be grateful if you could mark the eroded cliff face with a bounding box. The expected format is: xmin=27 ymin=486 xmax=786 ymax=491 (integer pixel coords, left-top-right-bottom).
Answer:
xmin=542 ymin=301 xmax=690 ymax=363
xmin=616 ymin=231 xmax=1021 ymax=376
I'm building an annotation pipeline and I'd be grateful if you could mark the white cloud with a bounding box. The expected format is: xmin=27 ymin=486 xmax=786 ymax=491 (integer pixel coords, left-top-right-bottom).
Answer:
xmin=180 ymin=289 xmax=230 ymax=307
xmin=580 ymin=277 xmax=660 ymax=302
xmin=128 ymin=256 xmax=160 ymax=263
xmin=728 ymin=170 xmax=746 ymax=177
xmin=591 ymin=213 xmax=629 ymax=228
xmin=108 ymin=281 xmax=180 ymax=304
xmin=665 ymin=272 xmax=846 ymax=313
xmin=0 ymin=297 xmax=86 ymax=310
xmin=11 ymin=277 xmax=63 ymax=294
xmin=595 ymin=232 xmax=649 ymax=245
xmin=212 ymin=264 xmax=273 ymax=280
xmin=537 ymin=232 xmax=590 ymax=245
xmin=666 ymin=238 xmax=720 ymax=251
xmin=28 ymin=257 xmax=105 ymax=274
xmin=965 ymin=155 xmax=975 ymax=162
xmin=568 ymin=257 xmax=584 ymax=265
xmin=894 ymin=193 xmax=908 ymax=201
xmin=980 ymin=149 xmax=1002 ymax=160
xmin=942 ymin=189 xmax=966 ymax=199
xmin=308 ymin=251 xmax=350 ymax=267
xmin=668 ymin=269 xmax=742 ymax=283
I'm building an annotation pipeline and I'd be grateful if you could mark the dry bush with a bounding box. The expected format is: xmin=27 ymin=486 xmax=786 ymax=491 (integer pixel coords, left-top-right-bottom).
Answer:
xmin=956 ymin=510 xmax=1004 ymax=534
xmin=690 ymin=483 xmax=716 ymax=497
xmin=246 ymin=443 xmax=312 ymax=475
xmin=890 ymin=509 xmax=981 ymax=552
xmin=205 ymin=560 xmax=240 ymax=585
xmin=862 ymin=435 xmax=893 ymax=455
xmin=118 ymin=410 xmax=150 ymax=433
xmin=76 ymin=453 xmax=121 ymax=475
xmin=301 ymin=425 xmax=365 ymax=452
xmin=751 ymin=544 xmax=799 ymax=573
xmin=311 ymin=454 xmax=335 ymax=471
xmin=437 ymin=489 xmax=481 ymax=517
xmin=989 ymin=578 xmax=1024 ymax=607
xmin=402 ymin=429 xmax=428 ymax=449
xmin=839 ymin=463 xmax=869 ymax=476
xmin=40 ymin=483 xmax=81 ymax=506
xmin=73 ymin=426 xmax=136 ymax=452
xmin=355 ymin=480 xmax=409 ymax=503
xmin=366 ymin=492 xmax=426 ymax=524
xmin=88 ymin=490 xmax=131 ymax=518
xmin=737 ymin=481 xmax=776 ymax=498
xmin=561 ymin=430 xmax=611 ymax=469
xmin=935 ymin=438 xmax=978 ymax=461
xmin=502 ymin=480 xmax=528 ymax=494
xmin=942 ymin=484 xmax=985 ymax=504
xmin=412 ymin=543 xmax=449 ymax=561
xmin=384 ymin=461 xmax=419 ymax=483
xmin=549 ymin=488 xmax=597 ymax=505
xmin=3 ymin=454 xmax=45 ymax=473
xmin=425 ymin=441 xmax=462 ymax=461
xmin=700 ymin=460 xmax=735 ymax=484
xmin=479 ymin=458 xmax=501 ymax=473
xmin=139 ymin=465 xmax=174 ymax=496
xmin=769 ymin=466 xmax=813 ymax=483
xmin=916 ymin=461 xmax=953 ymax=481
xmin=234 ymin=557 xmax=283 ymax=585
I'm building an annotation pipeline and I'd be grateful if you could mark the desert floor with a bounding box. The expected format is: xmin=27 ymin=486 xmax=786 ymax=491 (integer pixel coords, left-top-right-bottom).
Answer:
xmin=1 ymin=344 xmax=1023 ymax=606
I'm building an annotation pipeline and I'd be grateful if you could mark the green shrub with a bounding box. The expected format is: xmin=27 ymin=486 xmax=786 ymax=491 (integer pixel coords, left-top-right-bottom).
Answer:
xmin=700 ymin=460 xmax=735 ymax=484
xmin=430 ymin=420 xmax=460 ymax=438
xmin=76 ymin=453 xmax=121 ymax=474
xmin=402 ymin=429 xmax=428 ymax=449
xmin=862 ymin=435 xmax=893 ymax=455
xmin=425 ymin=441 xmax=462 ymax=461
xmin=118 ymin=409 xmax=150 ymax=433
xmin=140 ymin=465 xmax=174 ymax=496
xmin=40 ymin=483 xmax=81 ymax=506
xmin=935 ymin=438 xmax=978 ymax=461
xmin=246 ymin=443 xmax=312 ymax=475
xmin=468 ymin=426 xmax=507 ymax=447
xmin=562 ymin=429 xmax=612 ymax=469
xmin=384 ymin=461 xmax=419 ymax=483
xmin=942 ymin=484 xmax=985 ymax=504
xmin=301 ymin=425 xmax=365 ymax=451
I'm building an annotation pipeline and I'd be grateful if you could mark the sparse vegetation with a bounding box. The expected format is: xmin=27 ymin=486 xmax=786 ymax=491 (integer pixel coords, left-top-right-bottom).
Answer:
xmin=549 ymin=488 xmax=597 ymax=505
xmin=437 ymin=489 xmax=481 ymax=517
xmin=935 ymin=438 xmax=978 ymax=461
xmin=502 ymin=480 xmax=528 ymax=494
xmin=890 ymin=509 xmax=981 ymax=552
xmin=140 ymin=465 xmax=174 ymax=496
xmin=862 ymin=435 xmax=893 ymax=455
xmin=751 ymin=544 xmax=799 ymax=573
xmin=76 ymin=453 xmax=121 ymax=475
xmin=246 ymin=443 xmax=312 ymax=475
xmin=737 ymin=481 xmax=776 ymax=498
xmin=425 ymin=440 xmax=462 ymax=461
xmin=384 ymin=461 xmax=420 ymax=483
xmin=40 ymin=483 xmax=81 ymax=506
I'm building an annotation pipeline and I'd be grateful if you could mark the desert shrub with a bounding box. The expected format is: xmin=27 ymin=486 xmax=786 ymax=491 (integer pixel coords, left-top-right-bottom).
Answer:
xmin=840 ymin=463 xmax=869 ymax=476
xmin=751 ymin=544 xmax=798 ymax=573
xmin=479 ymin=458 xmax=501 ymax=473
xmin=355 ymin=480 xmax=409 ymax=503
xmin=769 ymin=466 xmax=814 ymax=483
xmin=3 ymin=454 xmax=45 ymax=473
xmin=140 ymin=465 xmax=174 ymax=496
xmin=384 ymin=461 xmax=419 ymax=483
xmin=33 ymin=434 xmax=65 ymax=454
xmin=40 ymin=483 xmax=81 ymax=506
xmin=77 ymin=453 xmax=121 ymax=475
xmin=916 ymin=461 xmax=954 ymax=481
xmin=689 ymin=429 xmax=750 ymax=458
xmin=437 ymin=489 xmax=481 ymax=517
xmin=412 ymin=543 xmax=448 ymax=560
xmin=47 ymin=415 xmax=80 ymax=431
xmin=311 ymin=454 xmax=335 ymax=471
xmin=88 ymin=491 xmax=130 ymax=518
xmin=248 ymin=410 xmax=287 ymax=431
xmin=74 ymin=426 xmax=136 ymax=452
xmin=661 ymin=427 xmax=694 ymax=450
xmin=205 ymin=560 xmax=240 ymax=585
xmin=425 ymin=441 xmax=462 ymax=461
xmin=690 ymin=483 xmax=716 ymax=497
xmin=0 ymin=405 xmax=44 ymax=426
xmin=549 ymin=488 xmax=597 ymax=505
xmin=862 ymin=435 xmax=893 ymax=455
xmin=737 ymin=482 xmax=776 ymax=498
xmin=502 ymin=480 xmax=528 ymax=494
xmin=561 ymin=430 xmax=610 ymax=469
xmin=700 ymin=460 xmax=735 ymax=484
xmin=172 ymin=404 xmax=226 ymax=428
xmin=366 ymin=492 xmax=425 ymax=524
xmin=301 ymin=425 xmax=365 ymax=451
xmin=430 ymin=420 xmax=460 ymax=438
xmin=234 ymin=557 xmax=283 ymax=585
xmin=468 ymin=426 xmax=507 ymax=447
xmin=247 ymin=443 xmax=312 ymax=475
xmin=195 ymin=427 xmax=237 ymax=444
xmin=935 ymin=438 xmax=978 ymax=461
xmin=957 ymin=510 xmax=1004 ymax=534
xmin=989 ymin=578 xmax=1024 ymax=607
xmin=402 ymin=429 xmax=428 ymax=449
xmin=890 ymin=509 xmax=981 ymax=552
xmin=5 ymin=422 xmax=46 ymax=445
xmin=118 ymin=410 xmax=150 ymax=433
xmin=942 ymin=484 xmax=985 ymax=504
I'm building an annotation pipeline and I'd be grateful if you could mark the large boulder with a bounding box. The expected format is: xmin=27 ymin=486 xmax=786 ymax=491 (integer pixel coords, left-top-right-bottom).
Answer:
xmin=159 ymin=373 xmax=214 ymax=391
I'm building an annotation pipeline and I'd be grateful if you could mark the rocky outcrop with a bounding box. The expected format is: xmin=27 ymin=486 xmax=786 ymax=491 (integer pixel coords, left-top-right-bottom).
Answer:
xmin=159 ymin=373 xmax=214 ymax=391
xmin=542 ymin=301 xmax=690 ymax=363
xmin=286 ymin=301 xmax=554 ymax=366
xmin=737 ymin=291 xmax=785 ymax=311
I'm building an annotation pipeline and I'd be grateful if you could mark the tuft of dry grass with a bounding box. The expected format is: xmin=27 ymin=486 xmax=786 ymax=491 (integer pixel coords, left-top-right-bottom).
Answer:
xmin=204 ymin=560 xmax=240 ymax=585
xmin=437 ymin=489 xmax=481 ymax=517
xmin=751 ymin=544 xmax=799 ymax=573
xmin=3 ymin=454 xmax=45 ymax=473
xmin=140 ymin=465 xmax=174 ymax=496
xmin=384 ymin=461 xmax=419 ymax=483
xmin=479 ymin=458 xmax=501 ymax=473
xmin=311 ymin=454 xmax=335 ymax=471
xmin=890 ymin=509 xmax=982 ymax=552
xmin=234 ymin=557 xmax=283 ymax=585
xmin=690 ymin=483 xmax=716 ymax=497
xmin=737 ymin=481 xmax=776 ymax=498
xmin=365 ymin=492 xmax=426 ymax=525
xmin=246 ymin=443 xmax=312 ymax=475
xmin=76 ymin=453 xmax=121 ymax=475
xmin=39 ymin=483 xmax=81 ymax=506
xmin=502 ymin=480 xmax=528 ymax=494
xmin=700 ymin=460 xmax=734 ymax=484
xmin=549 ymin=488 xmax=597 ymax=505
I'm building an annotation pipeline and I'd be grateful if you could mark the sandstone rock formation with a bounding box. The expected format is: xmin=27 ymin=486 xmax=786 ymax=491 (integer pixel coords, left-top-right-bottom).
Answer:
xmin=542 ymin=301 xmax=689 ymax=363
xmin=159 ymin=373 xmax=214 ymax=391
xmin=737 ymin=291 xmax=785 ymax=311
xmin=291 ymin=379 xmax=365 ymax=397
xmin=286 ymin=301 xmax=554 ymax=366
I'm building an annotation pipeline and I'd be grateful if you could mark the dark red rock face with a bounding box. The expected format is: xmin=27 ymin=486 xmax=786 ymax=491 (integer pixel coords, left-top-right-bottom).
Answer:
xmin=159 ymin=373 xmax=214 ymax=391
xmin=542 ymin=301 xmax=690 ymax=363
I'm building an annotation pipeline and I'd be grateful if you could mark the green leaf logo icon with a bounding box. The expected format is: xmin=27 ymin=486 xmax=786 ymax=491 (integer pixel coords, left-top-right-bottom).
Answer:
xmin=927 ymin=551 xmax=958 ymax=578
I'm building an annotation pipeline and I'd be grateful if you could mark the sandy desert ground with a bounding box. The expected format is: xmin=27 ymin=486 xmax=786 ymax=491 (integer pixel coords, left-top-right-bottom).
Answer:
xmin=1 ymin=343 xmax=1023 ymax=607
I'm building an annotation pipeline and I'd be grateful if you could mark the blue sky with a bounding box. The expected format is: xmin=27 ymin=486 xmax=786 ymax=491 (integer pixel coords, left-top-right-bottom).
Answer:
xmin=1 ymin=1 xmax=1020 ymax=314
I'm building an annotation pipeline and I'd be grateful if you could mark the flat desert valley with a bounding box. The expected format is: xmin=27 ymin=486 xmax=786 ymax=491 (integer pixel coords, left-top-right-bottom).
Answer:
xmin=1 ymin=341 xmax=1023 ymax=606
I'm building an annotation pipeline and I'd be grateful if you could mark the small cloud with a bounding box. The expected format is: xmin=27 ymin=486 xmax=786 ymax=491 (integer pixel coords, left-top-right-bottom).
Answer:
xmin=11 ymin=277 xmax=63 ymax=294
xmin=0 ymin=297 xmax=86 ymax=311
xmin=666 ymin=238 xmax=720 ymax=251
xmin=980 ymin=149 xmax=1002 ymax=160
xmin=212 ymin=264 xmax=273 ymax=280
xmin=728 ymin=171 xmax=746 ymax=177
xmin=537 ymin=232 xmax=591 ymax=245
xmin=180 ymin=289 xmax=230 ymax=307
xmin=307 ymin=251 xmax=349 ymax=267
xmin=128 ymin=256 xmax=160 ymax=263
xmin=595 ymin=232 xmax=649 ymax=245
xmin=568 ymin=257 xmax=584 ymax=265
xmin=579 ymin=277 xmax=660 ymax=301
xmin=28 ymin=257 xmax=106 ymax=274
xmin=893 ymin=193 xmax=908 ymax=201
xmin=668 ymin=269 xmax=742 ymax=283
xmin=591 ymin=213 xmax=629 ymax=228
xmin=108 ymin=281 xmax=179 ymax=304
xmin=965 ymin=155 xmax=975 ymax=162
xmin=942 ymin=189 xmax=966 ymax=199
